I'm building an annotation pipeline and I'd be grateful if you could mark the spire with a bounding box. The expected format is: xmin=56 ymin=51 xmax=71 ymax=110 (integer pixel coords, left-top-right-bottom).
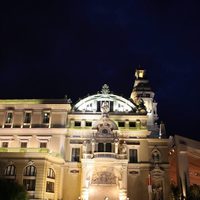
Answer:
xmin=134 ymin=68 xmax=147 ymax=80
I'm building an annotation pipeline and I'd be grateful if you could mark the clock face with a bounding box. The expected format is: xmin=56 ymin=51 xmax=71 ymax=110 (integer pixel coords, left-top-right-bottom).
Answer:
xmin=96 ymin=127 xmax=112 ymax=137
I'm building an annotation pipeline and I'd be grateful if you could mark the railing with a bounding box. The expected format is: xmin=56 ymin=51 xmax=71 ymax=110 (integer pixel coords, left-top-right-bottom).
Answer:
xmin=93 ymin=152 xmax=116 ymax=159
xmin=82 ymin=152 xmax=128 ymax=159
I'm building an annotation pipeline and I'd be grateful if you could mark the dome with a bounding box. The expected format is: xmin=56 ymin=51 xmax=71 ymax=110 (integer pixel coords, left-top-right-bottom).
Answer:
xmin=73 ymin=84 xmax=136 ymax=113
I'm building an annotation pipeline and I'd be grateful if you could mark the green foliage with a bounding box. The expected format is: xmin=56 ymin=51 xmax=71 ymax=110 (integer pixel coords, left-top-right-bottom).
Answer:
xmin=170 ymin=183 xmax=181 ymax=200
xmin=0 ymin=178 xmax=28 ymax=200
xmin=187 ymin=184 xmax=200 ymax=200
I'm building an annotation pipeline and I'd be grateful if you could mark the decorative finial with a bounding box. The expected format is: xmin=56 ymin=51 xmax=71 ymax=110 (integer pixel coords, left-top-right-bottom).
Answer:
xmin=101 ymin=84 xmax=110 ymax=94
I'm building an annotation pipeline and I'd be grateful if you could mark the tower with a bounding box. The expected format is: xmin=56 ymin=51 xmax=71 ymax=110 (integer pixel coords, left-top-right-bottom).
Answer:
xmin=130 ymin=69 xmax=159 ymax=135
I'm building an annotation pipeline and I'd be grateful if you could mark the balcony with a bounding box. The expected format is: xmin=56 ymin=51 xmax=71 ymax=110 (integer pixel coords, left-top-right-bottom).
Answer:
xmin=82 ymin=152 xmax=127 ymax=160
xmin=94 ymin=152 xmax=116 ymax=159
xmin=0 ymin=147 xmax=49 ymax=153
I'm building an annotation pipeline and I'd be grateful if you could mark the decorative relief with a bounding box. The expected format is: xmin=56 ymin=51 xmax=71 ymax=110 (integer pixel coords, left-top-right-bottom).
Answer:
xmin=91 ymin=171 xmax=116 ymax=185
xmin=119 ymin=141 xmax=127 ymax=154
xmin=152 ymin=147 xmax=161 ymax=163
xmin=151 ymin=164 xmax=164 ymax=180
xmin=27 ymin=160 xmax=34 ymax=166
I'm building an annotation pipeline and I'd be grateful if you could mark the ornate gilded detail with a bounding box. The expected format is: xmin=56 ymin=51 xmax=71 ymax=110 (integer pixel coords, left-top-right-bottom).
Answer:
xmin=91 ymin=171 xmax=116 ymax=184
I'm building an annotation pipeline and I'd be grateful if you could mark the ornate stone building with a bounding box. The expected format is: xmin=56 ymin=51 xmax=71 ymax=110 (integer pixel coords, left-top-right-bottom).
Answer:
xmin=0 ymin=69 xmax=170 ymax=200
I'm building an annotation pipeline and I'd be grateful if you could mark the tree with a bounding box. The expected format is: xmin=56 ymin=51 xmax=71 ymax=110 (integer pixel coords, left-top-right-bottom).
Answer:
xmin=187 ymin=184 xmax=200 ymax=200
xmin=0 ymin=178 xmax=28 ymax=200
xmin=170 ymin=183 xmax=181 ymax=200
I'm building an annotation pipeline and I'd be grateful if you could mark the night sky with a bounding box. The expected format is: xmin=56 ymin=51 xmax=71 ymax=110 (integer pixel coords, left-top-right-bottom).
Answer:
xmin=1 ymin=1 xmax=200 ymax=140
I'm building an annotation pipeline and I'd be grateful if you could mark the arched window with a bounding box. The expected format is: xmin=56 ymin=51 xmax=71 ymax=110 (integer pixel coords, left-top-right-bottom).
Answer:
xmin=23 ymin=165 xmax=37 ymax=176
xmin=4 ymin=165 xmax=16 ymax=177
xmin=23 ymin=165 xmax=36 ymax=191
xmin=46 ymin=168 xmax=55 ymax=193
xmin=47 ymin=168 xmax=55 ymax=179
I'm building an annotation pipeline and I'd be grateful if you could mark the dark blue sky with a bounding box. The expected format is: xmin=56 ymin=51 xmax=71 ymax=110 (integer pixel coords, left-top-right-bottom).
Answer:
xmin=1 ymin=1 xmax=200 ymax=140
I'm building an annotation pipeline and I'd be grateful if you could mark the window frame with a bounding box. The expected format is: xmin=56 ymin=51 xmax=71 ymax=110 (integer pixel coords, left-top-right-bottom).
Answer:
xmin=128 ymin=148 xmax=138 ymax=163
xmin=3 ymin=111 xmax=14 ymax=128
xmin=42 ymin=111 xmax=51 ymax=127
xmin=71 ymin=147 xmax=80 ymax=162
xmin=4 ymin=164 xmax=16 ymax=177
xmin=23 ymin=165 xmax=37 ymax=191
xmin=23 ymin=111 xmax=32 ymax=128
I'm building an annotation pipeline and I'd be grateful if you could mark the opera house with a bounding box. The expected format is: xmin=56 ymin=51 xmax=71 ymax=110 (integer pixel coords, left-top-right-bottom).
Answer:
xmin=0 ymin=69 xmax=171 ymax=200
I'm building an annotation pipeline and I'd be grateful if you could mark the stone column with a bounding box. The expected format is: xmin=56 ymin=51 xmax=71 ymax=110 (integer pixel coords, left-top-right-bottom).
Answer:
xmin=91 ymin=139 xmax=95 ymax=154
xmin=115 ymin=141 xmax=119 ymax=154
xmin=119 ymin=165 xmax=128 ymax=200
xmin=81 ymin=163 xmax=89 ymax=200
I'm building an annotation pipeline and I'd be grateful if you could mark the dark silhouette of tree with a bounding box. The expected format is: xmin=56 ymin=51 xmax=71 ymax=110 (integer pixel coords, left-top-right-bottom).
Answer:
xmin=187 ymin=184 xmax=200 ymax=200
xmin=0 ymin=178 xmax=28 ymax=200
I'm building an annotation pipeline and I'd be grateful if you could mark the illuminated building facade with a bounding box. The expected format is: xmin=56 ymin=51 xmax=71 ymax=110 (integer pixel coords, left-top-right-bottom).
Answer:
xmin=0 ymin=69 xmax=170 ymax=200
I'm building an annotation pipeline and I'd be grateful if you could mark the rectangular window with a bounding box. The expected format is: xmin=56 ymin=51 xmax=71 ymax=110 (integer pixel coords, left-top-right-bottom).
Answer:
xmin=2 ymin=142 xmax=8 ymax=148
xmin=74 ymin=121 xmax=81 ymax=127
xmin=21 ymin=142 xmax=27 ymax=148
xmin=43 ymin=112 xmax=50 ymax=124
xmin=40 ymin=142 xmax=47 ymax=148
xmin=24 ymin=112 xmax=31 ymax=124
xmin=5 ymin=112 xmax=13 ymax=124
xmin=129 ymin=122 xmax=136 ymax=128
xmin=23 ymin=179 xmax=36 ymax=191
xmin=86 ymin=121 xmax=92 ymax=127
xmin=118 ymin=121 xmax=125 ymax=127
xmin=46 ymin=181 xmax=54 ymax=193
xmin=71 ymin=148 xmax=80 ymax=162
xmin=129 ymin=149 xmax=138 ymax=163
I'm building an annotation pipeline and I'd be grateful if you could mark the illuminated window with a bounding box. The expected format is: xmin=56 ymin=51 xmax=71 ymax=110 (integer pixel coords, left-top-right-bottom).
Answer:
xmin=129 ymin=149 xmax=138 ymax=163
xmin=5 ymin=112 xmax=13 ymax=124
xmin=21 ymin=142 xmax=27 ymax=148
xmin=23 ymin=165 xmax=36 ymax=191
xmin=43 ymin=112 xmax=50 ymax=124
xmin=2 ymin=142 xmax=8 ymax=148
xmin=4 ymin=165 xmax=16 ymax=176
xmin=71 ymin=148 xmax=80 ymax=162
xmin=4 ymin=111 xmax=13 ymax=128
